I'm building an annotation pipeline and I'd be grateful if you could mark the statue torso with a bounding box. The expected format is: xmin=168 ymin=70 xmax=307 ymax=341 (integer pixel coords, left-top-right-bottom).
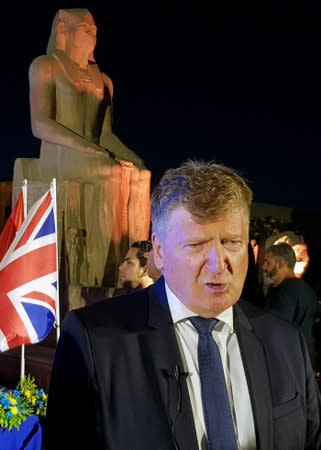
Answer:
xmin=52 ymin=51 xmax=111 ymax=141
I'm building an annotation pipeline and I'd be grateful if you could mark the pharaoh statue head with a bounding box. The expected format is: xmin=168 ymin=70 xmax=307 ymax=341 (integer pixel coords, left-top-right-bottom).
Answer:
xmin=46 ymin=8 xmax=96 ymax=63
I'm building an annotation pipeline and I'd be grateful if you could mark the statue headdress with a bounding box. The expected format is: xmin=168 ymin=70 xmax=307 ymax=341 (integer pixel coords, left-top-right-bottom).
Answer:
xmin=46 ymin=8 xmax=96 ymax=63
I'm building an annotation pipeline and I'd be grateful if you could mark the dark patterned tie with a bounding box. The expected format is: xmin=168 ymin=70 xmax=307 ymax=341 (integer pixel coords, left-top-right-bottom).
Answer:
xmin=190 ymin=317 xmax=238 ymax=450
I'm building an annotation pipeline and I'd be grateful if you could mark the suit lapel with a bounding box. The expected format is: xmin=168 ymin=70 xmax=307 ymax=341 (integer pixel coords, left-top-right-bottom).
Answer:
xmin=234 ymin=303 xmax=273 ymax=450
xmin=147 ymin=278 xmax=199 ymax=450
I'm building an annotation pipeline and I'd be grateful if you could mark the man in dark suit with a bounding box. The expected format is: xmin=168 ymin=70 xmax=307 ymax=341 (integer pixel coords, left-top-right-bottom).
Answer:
xmin=262 ymin=242 xmax=319 ymax=357
xmin=45 ymin=160 xmax=321 ymax=450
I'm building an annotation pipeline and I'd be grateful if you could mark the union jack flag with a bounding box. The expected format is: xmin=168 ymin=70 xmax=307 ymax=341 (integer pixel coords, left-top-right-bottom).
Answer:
xmin=0 ymin=185 xmax=58 ymax=352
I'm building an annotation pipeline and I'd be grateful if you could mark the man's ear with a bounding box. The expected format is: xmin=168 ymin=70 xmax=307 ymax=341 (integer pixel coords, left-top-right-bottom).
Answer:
xmin=152 ymin=234 xmax=163 ymax=270
xmin=139 ymin=265 xmax=148 ymax=277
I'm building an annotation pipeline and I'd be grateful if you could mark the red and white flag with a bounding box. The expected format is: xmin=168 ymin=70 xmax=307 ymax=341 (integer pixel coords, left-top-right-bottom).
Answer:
xmin=0 ymin=184 xmax=58 ymax=352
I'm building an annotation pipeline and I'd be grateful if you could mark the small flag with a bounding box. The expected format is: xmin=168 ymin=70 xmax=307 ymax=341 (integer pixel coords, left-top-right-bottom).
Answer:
xmin=0 ymin=186 xmax=57 ymax=352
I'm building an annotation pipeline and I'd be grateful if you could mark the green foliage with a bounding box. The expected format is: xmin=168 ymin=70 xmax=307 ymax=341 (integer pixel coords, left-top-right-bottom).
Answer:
xmin=250 ymin=216 xmax=294 ymax=242
xmin=0 ymin=374 xmax=47 ymax=431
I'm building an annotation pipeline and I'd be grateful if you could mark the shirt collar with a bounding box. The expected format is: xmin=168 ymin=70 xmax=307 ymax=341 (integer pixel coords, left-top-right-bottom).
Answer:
xmin=165 ymin=281 xmax=234 ymax=332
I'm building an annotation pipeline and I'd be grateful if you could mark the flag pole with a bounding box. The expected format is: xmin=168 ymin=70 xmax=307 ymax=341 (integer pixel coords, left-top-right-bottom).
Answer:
xmin=20 ymin=179 xmax=28 ymax=381
xmin=51 ymin=178 xmax=60 ymax=343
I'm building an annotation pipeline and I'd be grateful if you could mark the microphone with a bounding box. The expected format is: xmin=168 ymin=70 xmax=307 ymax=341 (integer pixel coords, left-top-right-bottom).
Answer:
xmin=163 ymin=365 xmax=189 ymax=380
xmin=162 ymin=365 xmax=188 ymax=450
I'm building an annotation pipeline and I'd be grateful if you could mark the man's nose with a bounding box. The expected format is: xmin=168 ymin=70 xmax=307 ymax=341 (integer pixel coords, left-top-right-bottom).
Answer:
xmin=204 ymin=244 xmax=226 ymax=274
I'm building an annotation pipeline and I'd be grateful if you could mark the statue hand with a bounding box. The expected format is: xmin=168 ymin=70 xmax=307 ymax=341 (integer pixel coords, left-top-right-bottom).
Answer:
xmin=114 ymin=155 xmax=145 ymax=169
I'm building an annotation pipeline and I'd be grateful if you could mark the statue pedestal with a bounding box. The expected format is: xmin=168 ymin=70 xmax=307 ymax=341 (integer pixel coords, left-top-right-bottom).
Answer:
xmin=12 ymin=155 xmax=151 ymax=314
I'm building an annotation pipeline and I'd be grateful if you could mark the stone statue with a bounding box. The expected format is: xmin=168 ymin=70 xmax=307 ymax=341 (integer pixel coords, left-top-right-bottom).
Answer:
xmin=30 ymin=8 xmax=145 ymax=171
xmin=12 ymin=8 xmax=151 ymax=307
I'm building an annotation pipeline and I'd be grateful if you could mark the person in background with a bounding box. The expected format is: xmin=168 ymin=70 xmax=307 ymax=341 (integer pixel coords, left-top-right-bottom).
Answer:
xmin=262 ymin=242 xmax=319 ymax=358
xmin=113 ymin=240 xmax=154 ymax=296
xmin=45 ymin=160 xmax=321 ymax=450
xmin=266 ymin=232 xmax=310 ymax=279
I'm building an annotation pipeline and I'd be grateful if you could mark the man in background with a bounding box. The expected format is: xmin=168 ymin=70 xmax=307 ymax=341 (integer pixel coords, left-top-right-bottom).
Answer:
xmin=263 ymin=242 xmax=319 ymax=357
xmin=113 ymin=240 xmax=154 ymax=296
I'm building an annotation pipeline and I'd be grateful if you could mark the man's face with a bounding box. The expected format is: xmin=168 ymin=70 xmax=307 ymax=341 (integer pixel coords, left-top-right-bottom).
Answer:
xmin=262 ymin=252 xmax=280 ymax=286
xmin=118 ymin=247 xmax=144 ymax=289
xmin=153 ymin=206 xmax=249 ymax=317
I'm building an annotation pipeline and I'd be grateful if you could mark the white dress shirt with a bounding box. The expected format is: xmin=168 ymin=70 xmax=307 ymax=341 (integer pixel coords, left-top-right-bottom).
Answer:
xmin=165 ymin=282 xmax=256 ymax=450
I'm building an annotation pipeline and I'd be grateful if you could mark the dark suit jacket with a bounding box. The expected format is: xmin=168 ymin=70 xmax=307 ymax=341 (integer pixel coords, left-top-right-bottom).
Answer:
xmin=266 ymin=277 xmax=319 ymax=355
xmin=45 ymin=277 xmax=321 ymax=450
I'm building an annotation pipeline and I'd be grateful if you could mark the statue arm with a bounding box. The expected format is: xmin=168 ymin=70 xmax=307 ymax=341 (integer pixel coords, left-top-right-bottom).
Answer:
xmin=99 ymin=72 xmax=145 ymax=168
xmin=29 ymin=56 xmax=112 ymax=158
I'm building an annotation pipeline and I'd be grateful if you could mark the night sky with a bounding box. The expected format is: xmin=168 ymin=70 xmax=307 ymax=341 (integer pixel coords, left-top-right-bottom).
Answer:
xmin=2 ymin=1 xmax=321 ymax=213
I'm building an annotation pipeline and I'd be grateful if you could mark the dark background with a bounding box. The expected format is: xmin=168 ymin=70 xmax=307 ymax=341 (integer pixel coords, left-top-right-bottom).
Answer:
xmin=1 ymin=1 xmax=321 ymax=213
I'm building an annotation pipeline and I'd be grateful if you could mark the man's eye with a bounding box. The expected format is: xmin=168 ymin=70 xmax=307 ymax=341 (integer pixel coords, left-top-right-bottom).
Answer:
xmin=188 ymin=243 xmax=201 ymax=248
xmin=222 ymin=240 xmax=242 ymax=250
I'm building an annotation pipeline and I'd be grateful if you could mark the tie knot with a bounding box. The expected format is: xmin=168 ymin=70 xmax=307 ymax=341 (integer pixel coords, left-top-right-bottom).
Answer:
xmin=190 ymin=316 xmax=218 ymax=334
